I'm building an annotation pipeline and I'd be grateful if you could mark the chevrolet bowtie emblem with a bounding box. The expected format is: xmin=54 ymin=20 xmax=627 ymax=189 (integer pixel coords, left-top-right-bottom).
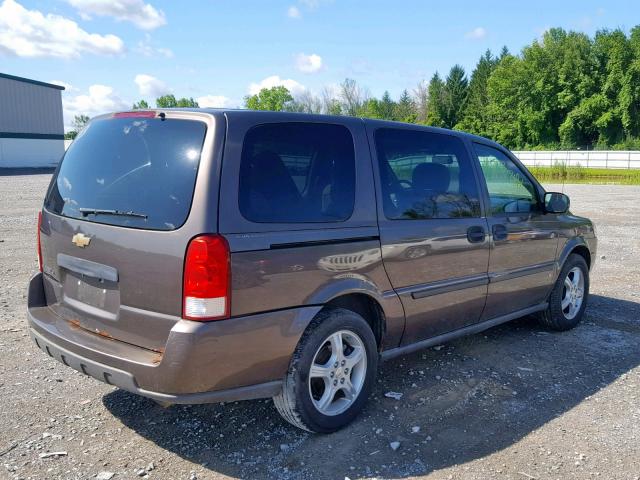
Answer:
xmin=72 ymin=233 xmax=91 ymax=248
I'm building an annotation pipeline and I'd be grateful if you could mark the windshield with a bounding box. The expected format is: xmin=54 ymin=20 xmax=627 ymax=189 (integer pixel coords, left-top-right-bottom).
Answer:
xmin=45 ymin=116 xmax=207 ymax=230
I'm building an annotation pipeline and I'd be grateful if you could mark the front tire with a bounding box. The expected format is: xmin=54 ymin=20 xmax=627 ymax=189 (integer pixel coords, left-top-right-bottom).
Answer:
xmin=273 ymin=308 xmax=378 ymax=433
xmin=538 ymin=253 xmax=589 ymax=331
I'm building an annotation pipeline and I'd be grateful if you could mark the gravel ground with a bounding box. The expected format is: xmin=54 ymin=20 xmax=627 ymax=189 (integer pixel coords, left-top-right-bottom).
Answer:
xmin=0 ymin=175 xmax=638 ymax=480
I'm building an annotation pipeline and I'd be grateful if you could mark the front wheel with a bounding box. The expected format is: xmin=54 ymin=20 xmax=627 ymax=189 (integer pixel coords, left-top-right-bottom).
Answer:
xmin=538 ymin=253 xmax=590 ymax=331
xmin=273 ymin=308 xmax=378 ymax=433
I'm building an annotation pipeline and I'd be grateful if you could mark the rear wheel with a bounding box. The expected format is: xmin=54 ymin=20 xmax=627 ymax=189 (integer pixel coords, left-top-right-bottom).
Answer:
xmin=273 ymin=308 xmax=378 ymax=433
xmin=538 ymin=253 xmax=589 ymax=331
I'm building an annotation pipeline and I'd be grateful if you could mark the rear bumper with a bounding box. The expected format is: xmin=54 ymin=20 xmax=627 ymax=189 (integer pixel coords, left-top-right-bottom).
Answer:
xmin=27 ymin=273 xmax=321 ymax=403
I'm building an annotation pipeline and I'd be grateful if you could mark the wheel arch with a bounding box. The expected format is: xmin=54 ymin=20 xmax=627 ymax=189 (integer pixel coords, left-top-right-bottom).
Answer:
xmin=321 ymin=293 xmax=387 ymax=351
xmin=558 ymin=237 xmax=592 ymax=272
xmin=304 ymin=276 xmax=405 ymax=350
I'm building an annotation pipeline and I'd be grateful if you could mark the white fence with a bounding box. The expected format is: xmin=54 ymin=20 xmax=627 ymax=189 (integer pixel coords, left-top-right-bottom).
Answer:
xmin=513 ymin=150 xmax=640 ymax=169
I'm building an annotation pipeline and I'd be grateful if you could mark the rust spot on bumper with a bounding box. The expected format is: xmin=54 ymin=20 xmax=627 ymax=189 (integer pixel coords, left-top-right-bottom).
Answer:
xmin=95 ymin=328 xmax=114 ymax=339
xmin=66 ymin=319 xmax=114 ymax=341
xmin=68 ymin=319 xmax=81 ymax=330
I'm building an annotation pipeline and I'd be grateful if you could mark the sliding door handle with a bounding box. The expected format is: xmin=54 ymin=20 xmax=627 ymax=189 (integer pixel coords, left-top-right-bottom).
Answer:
xmin=467 ymin=226 xmax=486 ymax=243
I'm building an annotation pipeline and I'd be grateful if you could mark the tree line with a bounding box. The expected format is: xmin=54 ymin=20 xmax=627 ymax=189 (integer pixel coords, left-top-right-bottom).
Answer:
xmin=245 ymin=26 xmax=640 ymax=150
xmin=67 ymin=26 xmax=640 ymax=150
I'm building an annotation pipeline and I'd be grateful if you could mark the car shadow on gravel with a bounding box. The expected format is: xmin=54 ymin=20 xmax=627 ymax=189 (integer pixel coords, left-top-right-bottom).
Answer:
xmin=103 ymin=294 xmax=640 ymax=479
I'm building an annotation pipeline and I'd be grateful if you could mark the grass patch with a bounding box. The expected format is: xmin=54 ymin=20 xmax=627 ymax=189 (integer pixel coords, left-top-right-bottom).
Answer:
xmin=528 ymin=163 xmax=640 ymax=185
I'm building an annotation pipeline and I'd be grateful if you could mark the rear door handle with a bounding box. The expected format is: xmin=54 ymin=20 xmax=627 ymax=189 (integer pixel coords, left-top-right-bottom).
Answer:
xmin=466 ymin=226 xmax=486 ymax=244
xmin=492 ymin=224 xmax=508 ymax=241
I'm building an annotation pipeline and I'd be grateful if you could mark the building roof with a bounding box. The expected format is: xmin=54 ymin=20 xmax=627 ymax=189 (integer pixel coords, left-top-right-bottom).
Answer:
xmin=0 ymin=73 xmax=65 ymax=91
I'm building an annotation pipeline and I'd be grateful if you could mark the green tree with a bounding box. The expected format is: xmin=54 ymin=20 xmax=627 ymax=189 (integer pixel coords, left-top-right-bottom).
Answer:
xmin=559 ymin=94 xmax=608 ymax=146
xmin=244 ymin=86 xmax=294 ymax=111
xmin=155 ymin=94 xmax=199 ymax=108
xmin=499 ymin=45 xmax=510 ymax=60
xmin=455 ymin=50 xmax=497 ymax=136
xmin=360 ymin=98 xmax=383 ymax=119
xmin=442 ymin=65 xmax=468 ymax=128
xmin=176 ymin=97 xmax=199 ymax=107
xmin=485 ymin=54 xmax=527 ymax=147
xmin=425 ymin=72 xmax=446 ymax=127
xmin=378 ymin=91 xmax=396 ymax=119
xmin=525 ymin=29 xmax=597 ymax=146
xmin=156 ymin=94 xmax=178 ymax=108
xmin=393 ymin=89 xmax=417 ymax=123
xmin=132 ymin=99 xmax=150 ymax=109
xmin=619 ymin=26 xmax=640 ymax=139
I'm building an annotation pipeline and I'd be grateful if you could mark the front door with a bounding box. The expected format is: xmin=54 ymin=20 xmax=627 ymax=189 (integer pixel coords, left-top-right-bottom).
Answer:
xmin=472 ymin=143 xmax=559 ymax=320
xmin=369 ymin=125 xmax=490 ymax=344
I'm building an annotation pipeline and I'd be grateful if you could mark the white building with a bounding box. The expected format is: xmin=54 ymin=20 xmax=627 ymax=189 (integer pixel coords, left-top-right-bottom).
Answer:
xmin=0 ymin=73 xmax=65 ymax=168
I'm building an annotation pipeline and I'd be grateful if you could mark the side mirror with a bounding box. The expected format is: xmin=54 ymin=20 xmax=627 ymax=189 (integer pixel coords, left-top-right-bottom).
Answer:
xmin=544 ymin=192 xmax=570 ymax=214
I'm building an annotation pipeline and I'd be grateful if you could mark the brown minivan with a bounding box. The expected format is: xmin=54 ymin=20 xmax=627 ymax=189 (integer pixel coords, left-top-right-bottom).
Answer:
xmin=27 ymin=109 xmax=597 ymax=432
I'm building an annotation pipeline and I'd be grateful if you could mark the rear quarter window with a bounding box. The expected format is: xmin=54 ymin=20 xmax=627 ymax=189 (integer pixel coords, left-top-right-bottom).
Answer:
xmin=238 ymin=123 xmax=356 ymax=223
xmin=45 ymin=116 xmax=206 ymax=230
xmin=375 ymin=128 xmax=481 ymax=220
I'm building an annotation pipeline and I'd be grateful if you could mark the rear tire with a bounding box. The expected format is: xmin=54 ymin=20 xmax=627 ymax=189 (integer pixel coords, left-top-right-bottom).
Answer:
xmin=273 ymin=308 xmax=378 ymax=433
xmin=538 ymin=253 xmax=589 ymax=331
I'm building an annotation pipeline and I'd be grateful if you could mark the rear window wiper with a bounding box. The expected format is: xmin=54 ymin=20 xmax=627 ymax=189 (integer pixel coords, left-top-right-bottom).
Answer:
xmin=79 ymin=208 xmax=148 ymax=219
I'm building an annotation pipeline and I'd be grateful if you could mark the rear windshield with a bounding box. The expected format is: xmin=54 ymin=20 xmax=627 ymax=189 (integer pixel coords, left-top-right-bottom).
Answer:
xmin=45 ymin=116 xmax=207 ymax=230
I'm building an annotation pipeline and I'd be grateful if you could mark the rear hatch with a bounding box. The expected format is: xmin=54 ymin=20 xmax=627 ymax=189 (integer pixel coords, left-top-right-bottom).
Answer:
xmin=39 ymin=111 xmax=215 ymax=351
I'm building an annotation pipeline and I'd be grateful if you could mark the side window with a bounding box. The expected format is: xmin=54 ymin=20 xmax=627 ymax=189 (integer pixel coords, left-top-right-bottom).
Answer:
xmin=239 ymin=123 xmax=355 ymax=223
xmin=375 ymin=128 xmax=481 ymax=220
xmin=473 ymin=143 xmax=539 ymax=215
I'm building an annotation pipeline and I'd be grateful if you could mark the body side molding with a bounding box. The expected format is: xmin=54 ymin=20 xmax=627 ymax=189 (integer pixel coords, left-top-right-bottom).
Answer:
xmin=381 ymin=302 xmax=548 ymax=361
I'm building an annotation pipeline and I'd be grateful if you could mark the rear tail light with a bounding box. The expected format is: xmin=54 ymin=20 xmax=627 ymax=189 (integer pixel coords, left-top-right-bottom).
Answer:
xmin=37 ymin=211 xmax=43 ymax=272
xmin=183 ymin=235 xmax=230 ymax=321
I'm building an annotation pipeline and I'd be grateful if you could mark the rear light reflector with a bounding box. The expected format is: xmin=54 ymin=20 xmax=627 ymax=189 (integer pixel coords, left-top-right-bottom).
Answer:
xmin=183 ymin=235 xmax=230 ymax=321
xmin=113 ymin=111 xmax=157 ymax=118
xmin=37 ymin=211 xmax=43 ymax=272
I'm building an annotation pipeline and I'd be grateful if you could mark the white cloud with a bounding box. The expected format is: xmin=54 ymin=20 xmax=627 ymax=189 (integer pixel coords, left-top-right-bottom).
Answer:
xmin=134 ymin=74 xmax=170 ymax=97
xmin=66 ymin=0 xmax=166 ymax=30
xmin=196 ymin=95 xmax=231 ymax=108
xmin=287 ymin=6 xmax=301 ymax=18
xmin=62 ymin=84 xmax=128 ymax=129
xmin=248 ymin=75 xmax=306 ymax=96
xmin=135 ymin=34 xmax=173 ymax=57
xmin=295 ymin=53 xmax=323 ymax=73
xmin=465 ymin=27 xmax=487 ymax=40
xmin=0 ymin=0 xmax=124 ymax=58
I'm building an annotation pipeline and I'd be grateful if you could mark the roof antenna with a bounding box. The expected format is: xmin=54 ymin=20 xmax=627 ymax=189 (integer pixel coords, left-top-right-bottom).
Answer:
xmin=158 ymin=112 xmax=166 ymax=121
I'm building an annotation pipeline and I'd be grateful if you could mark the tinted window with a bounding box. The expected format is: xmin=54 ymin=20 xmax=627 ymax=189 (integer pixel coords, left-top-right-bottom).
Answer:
xmin=239 ymin=123 xmax=355 ymax=223
xmin=474 ymin=143 xmax=539 ymax=214
xmin=45 ymin=117 xmax=206 ymax=230
xmin=375 ymin=129 xmax=481 ymax=220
